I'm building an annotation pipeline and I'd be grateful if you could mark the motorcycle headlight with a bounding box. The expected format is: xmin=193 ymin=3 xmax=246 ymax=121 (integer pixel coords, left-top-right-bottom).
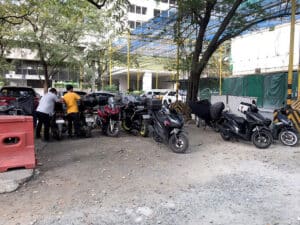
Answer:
xmin=0 ymin=105 xmax=8 ymax=111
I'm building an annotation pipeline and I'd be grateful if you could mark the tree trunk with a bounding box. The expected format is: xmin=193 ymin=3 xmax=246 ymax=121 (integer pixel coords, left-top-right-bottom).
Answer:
xmin=187 ymin=70 xmax=199 ymax=102
xmin=42 ymin=62 xmax=49 ymax=94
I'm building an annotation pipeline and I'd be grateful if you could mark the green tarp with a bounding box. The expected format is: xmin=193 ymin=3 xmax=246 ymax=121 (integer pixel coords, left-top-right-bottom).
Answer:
xmin=222 ymin=72 xmax=298 ymax=108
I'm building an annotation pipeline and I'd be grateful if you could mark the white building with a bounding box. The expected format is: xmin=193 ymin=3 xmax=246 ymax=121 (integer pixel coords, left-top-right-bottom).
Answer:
xmin=127 ymin=0 xmax=176 ymax=29
xmin=231 ymin=21 xmax=300 ymax=76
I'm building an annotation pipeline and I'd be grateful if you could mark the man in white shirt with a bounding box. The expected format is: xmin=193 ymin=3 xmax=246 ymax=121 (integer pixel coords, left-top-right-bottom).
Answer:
xmin=36 ymin=88 xmax=58 ymax=141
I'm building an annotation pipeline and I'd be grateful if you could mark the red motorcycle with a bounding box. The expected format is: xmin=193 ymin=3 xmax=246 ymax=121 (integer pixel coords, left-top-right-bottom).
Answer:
xmin=96 ymin=97 xmax=121 ymax=137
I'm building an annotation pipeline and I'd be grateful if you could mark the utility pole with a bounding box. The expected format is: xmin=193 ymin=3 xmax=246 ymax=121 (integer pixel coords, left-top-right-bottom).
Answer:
xmin=175 ymin=0 xmax=182 ymax=102
xmin=219 ymin=46 xmax=223 ymax=96
xmin=127 ymin=31 xmax=131 ymax=91
xmin=109 ymin=40 xmax=112 ymax=86
xmin=287 ymin=0 xmax=296 ymax=105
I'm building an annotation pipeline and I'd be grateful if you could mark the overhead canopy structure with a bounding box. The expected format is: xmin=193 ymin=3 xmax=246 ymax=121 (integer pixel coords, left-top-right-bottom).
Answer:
xmin=114 ymin=0 xmax=299 ymax=58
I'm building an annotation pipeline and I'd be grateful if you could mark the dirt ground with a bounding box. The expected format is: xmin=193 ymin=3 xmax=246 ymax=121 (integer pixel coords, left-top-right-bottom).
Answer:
xmin=1 ymin=124 xmax=300 ymax=225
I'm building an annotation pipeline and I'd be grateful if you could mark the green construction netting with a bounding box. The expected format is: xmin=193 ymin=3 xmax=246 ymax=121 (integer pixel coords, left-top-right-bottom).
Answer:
xmin=222 ymin=72 xmax=299 ymax=108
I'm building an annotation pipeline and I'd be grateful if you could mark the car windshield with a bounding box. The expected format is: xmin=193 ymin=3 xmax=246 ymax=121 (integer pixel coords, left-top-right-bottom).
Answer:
xmin=0 ymin=88 xmax=35 ymax=97
xmin=168 ymin=91 xmax=176 ymax=96
xmin=63 ymin=91 xmax=87 ymax=97
xmin=94 ymin=92 xmax=114 ymax=97
xmin=153 ymin=92 xmax=160 ymax=95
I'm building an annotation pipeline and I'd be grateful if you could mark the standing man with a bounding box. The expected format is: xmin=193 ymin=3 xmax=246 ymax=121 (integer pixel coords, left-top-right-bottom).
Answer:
xmin=63 ymin=85 xmax=81 ymax=137
xmin=36 ymin=88 xmax=58 ymax=141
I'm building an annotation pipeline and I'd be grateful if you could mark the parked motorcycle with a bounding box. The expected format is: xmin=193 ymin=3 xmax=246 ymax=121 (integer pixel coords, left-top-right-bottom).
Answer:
xmin=121 ymin=98 xmax=150 ymax=137
xmin=77 ymin=98 xmax=98 ymax=138
xmin=0 ymin=95 xmax=33 ymax=115
xmin=219 ymin=102 xmax=273 ymax=149
xmin=0 ymin=100 xmax=17 ymax=115
xmin=148 ymin=99 xmax=189 ymax=153
xmin=271 ymin=106 xmax=299 ymax=146
xmin=51 ymin=102 xmax=67 ymax=140
xmin=96 ymin=96 xmax=121 ymax=137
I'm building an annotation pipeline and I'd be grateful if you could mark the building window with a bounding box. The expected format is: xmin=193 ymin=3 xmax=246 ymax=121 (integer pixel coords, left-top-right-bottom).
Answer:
xmin=128 ymin=21 xmax=135 ymax=29
xmin=129 ymin=4 xmax=135 ymax=13
xmin=142 ymin=7 xmax=147 ymax=15
xmin=154 ymin=9 xmax=160 ymax=17
xmin=136 ymin=6 xmax=141 ymax=14
xmin=136 ymin=21 xmax=141 ymax=28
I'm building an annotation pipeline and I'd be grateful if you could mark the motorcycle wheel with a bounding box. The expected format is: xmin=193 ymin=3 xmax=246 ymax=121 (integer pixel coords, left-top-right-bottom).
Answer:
xmin=279 ymin=129 xmax=298 ymax=146
xmin=139 ymin=120 xmax=149 ymax=137
xmin=51 ymin=125 xmax=62 ymax=140
xmin=84 ymin=126 xmax=92 ymax=138
xmin=251 ymin=130 xmax=273 ymax=149
xmin=121 ymin=120 xmax=131 ymax=132
xmin=220 ymin=129 xmax=231 ymax=141
xmin=106 ymin=121 xmax=120 ymax=137
xmin=168 ymin=133 xmax=189 ymax=154
xmin=213 ymin=125 xmax=220 ymax=132
xmin=52 ymin=129 xmax=61 ymax=140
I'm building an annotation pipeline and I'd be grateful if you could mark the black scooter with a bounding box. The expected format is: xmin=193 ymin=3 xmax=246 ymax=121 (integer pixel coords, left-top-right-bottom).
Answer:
xmin=233 ymin=103 xmax=299 ymax=146
xmin=219 ymin=102 xmax=273 ymax=149
xmin=148 ymin=99 xmax=189 ymax=153
xmin=272 ymin=107 xmax=298 ymax=146
xmin=50 ymin=102 xmax=67 ymax=140
xmin=121 ymin=99 xmax=150 ymax=137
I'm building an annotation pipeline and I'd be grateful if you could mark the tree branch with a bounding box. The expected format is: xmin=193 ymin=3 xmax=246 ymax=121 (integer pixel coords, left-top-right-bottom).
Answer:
xmin=196 ymin=0 xmax=243 ymax=72
xmin=218 ymin=11 xmax=298 ymax=45
xmin=86 ymin=0 xmax=108 ymax=9
xmin=0 ymin=11 xmax=32 ymax=25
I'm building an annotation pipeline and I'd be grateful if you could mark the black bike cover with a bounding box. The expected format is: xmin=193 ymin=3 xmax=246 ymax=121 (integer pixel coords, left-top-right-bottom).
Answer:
xmin=188 ymin=99 xmax=211 ymax=121
xmin=210 ymin=102 xmax=225 ymax=120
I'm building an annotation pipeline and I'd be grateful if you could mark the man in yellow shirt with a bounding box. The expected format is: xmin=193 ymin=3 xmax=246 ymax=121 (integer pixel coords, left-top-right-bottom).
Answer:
xmin=63 ymin=85 xmax=81 ymax=137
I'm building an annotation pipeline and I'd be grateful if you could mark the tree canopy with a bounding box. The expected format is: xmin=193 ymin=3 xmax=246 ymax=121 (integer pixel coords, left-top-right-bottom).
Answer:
xmin=2 ymin=0 xmax=129 ymax=92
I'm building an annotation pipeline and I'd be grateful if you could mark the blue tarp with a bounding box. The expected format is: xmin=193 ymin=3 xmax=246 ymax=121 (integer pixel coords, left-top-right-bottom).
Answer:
xmin=115 ymin=1 xmax=299 ymax=58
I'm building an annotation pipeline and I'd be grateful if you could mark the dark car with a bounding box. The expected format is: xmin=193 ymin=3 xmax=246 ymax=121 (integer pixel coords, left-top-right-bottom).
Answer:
xmin=62 ymin=90 xmax=87 ymax=98
xmin=85 ymin=91 xmax=118 ymax=106
xmin=87 ymin=91 xmax=115 ymax=98
xmin=0 ymin=86 xmax=40 ymax=115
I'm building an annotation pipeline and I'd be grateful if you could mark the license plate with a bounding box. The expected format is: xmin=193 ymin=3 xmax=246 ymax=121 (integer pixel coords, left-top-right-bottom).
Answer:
xmin=142 ymin=115 xmax=150 ymax=119
xmin=86 ymin=117 xmax=94 ymax=123
xmin=56 ymin=119 xmax=65 ymax=124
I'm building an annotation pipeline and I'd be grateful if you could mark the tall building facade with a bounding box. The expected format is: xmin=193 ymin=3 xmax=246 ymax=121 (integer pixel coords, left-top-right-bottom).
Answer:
xmin=127 ymin=0 xmax=176 ymax=30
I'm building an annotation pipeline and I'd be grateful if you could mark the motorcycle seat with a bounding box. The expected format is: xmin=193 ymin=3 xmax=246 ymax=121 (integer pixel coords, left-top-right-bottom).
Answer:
xmin=226 ymin=113 xmax=246 ymax=125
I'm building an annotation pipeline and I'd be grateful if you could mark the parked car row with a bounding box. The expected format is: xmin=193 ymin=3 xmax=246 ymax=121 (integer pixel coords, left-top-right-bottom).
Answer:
xmin=141 ymin=89 xmax=186 ymax=104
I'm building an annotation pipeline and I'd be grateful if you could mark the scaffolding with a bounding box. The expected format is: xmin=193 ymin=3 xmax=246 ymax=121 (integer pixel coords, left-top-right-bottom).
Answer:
xmin=106 ymin=0 xmax=299 ymax=93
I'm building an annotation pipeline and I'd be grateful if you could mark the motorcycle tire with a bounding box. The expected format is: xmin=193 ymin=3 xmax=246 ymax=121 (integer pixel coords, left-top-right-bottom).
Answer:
xmin=168 ymin=133 xmax=189 ymax=154
xmin=85 ymin=126 xmax=92 ymax=138
xmin=279 ymin=129 xmax=298 ymax=146
xmin=251 ymin=130 xmax=273 ymax=149
xmin=213 ymin=124 xmax=220 ymax=133
xmin=139 ymin=120 xmax=149 ymax=137
xmin=121 ymin=120 xmax=131 ymax=132
xmin=52 ymin=129 xmax=62 ymax=140
xmin=220 ymin=129 xmax=231 ymax=141
xmin=106 ymin=122 xmax=120 ymax=137
xmin=51 ymin=125 xmax=62 ymax=140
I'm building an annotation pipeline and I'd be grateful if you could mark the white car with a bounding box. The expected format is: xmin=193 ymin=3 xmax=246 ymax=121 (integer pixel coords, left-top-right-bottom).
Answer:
xmin=162 ymin=91 xmax=185 ymax=104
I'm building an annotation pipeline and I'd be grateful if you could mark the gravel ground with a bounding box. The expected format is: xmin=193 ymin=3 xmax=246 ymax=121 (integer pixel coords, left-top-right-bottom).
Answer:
xmin=0 ymin=124 xmax=300 ymax=225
